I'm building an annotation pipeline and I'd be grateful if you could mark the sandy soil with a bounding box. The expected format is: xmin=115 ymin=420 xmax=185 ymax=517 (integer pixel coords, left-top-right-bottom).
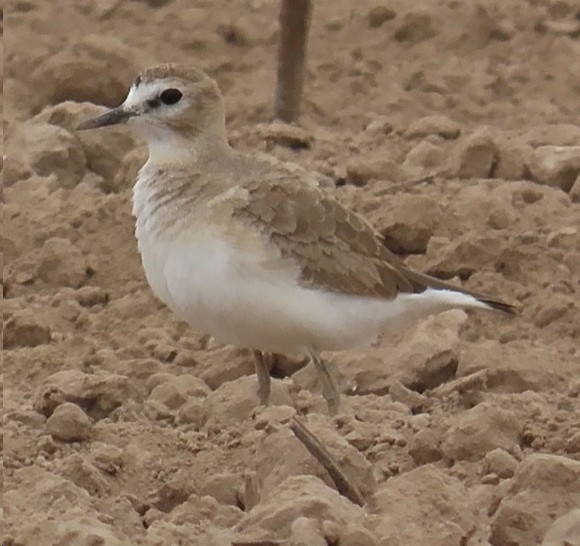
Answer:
xmin=4 ymin=0 xmax=580 ymax=545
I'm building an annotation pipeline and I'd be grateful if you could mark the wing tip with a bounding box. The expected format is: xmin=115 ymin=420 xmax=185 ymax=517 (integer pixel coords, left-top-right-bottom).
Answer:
xmin=480 ymin=298 xmax=519 ymax=315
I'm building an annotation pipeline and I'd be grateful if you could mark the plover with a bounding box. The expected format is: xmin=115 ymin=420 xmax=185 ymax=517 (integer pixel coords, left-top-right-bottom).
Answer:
xmin=78 ymin=64 xmax=514 ymax=414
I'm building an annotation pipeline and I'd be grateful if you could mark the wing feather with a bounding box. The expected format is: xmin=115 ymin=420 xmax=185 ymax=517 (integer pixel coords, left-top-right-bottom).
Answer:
xmin=231 ymin=177 xmax=417 ymax=299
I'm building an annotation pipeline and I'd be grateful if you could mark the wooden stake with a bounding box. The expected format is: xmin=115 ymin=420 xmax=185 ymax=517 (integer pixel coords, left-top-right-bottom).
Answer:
xmin=275 ymin=0 xmax=313 ymax=122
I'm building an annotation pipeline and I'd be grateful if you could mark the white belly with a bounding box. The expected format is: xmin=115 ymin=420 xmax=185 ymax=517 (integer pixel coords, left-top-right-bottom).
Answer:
xmin=137 ymin=234 xmax=486 ymax=356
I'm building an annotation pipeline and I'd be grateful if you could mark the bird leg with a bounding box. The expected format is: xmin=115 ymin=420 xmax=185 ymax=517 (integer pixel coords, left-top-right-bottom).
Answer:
xmin=252 ymin=350 xmax=272 ymax=406
xmin=308 ymin=348 xmax=340 ymax=415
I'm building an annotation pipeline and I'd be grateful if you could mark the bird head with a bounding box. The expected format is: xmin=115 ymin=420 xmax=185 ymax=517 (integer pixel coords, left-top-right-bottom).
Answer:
xmin=78 ymin=63 xmax=227 ymax=153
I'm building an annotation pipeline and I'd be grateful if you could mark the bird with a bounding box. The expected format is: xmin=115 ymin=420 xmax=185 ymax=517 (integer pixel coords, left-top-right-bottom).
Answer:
xmin=77 ymin=63 xmax=515 ymax=415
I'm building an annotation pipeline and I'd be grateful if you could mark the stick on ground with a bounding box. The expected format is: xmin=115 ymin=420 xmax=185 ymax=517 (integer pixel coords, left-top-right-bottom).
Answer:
xmin=290 ymin=416 xmax=365 ymax=507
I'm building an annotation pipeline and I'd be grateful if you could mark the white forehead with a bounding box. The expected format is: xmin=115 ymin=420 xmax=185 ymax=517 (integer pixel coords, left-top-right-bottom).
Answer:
xmin=123 ymin=80 xmax=170 ymax=108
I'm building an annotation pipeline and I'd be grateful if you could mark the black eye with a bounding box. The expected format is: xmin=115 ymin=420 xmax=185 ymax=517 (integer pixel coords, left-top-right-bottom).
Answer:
xmin=160 ymin=88 xmax=183 ymax=105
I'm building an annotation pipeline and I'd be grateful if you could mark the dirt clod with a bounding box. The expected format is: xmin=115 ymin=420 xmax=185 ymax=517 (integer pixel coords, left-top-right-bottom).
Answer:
xmin=441 ymin=402 xmax=522 ymax=462
xmin=530 ymin=145 xmax=580 ymax=192
xmin=46 ymin=402 xmax=92 ymax=442
xmin=404 ymin=114 xmax=461 ymax=140
xmin=367 ymin=6 xmax=396 ymax=28
xmin=4 ymin=310 xmax=51 ymax=349
xmin=490 ymin=454 xmax=580 ymax=546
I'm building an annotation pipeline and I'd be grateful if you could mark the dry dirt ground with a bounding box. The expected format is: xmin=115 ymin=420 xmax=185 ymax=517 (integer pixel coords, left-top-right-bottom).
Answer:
xmin=3 ymin=0 xmax=580 ymax=545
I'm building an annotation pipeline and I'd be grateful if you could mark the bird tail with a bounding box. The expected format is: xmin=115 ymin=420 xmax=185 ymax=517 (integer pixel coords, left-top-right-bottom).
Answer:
xmin=473 ymin=296 xmax=517 ymax=315
xmin=402 ymin=268 xmax=518 ymax=315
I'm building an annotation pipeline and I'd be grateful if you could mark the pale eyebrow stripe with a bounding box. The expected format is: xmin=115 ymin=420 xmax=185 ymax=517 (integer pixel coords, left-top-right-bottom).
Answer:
xmin=124 ymin=81 xmax=165 ymax=108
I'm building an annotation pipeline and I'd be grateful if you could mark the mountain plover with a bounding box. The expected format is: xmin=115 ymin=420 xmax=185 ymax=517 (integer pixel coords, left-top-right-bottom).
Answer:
xmin=78 ymin=63 xmax=514 ymax=414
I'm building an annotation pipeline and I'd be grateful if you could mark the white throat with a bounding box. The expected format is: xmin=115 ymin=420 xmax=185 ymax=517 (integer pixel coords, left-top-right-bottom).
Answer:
xmin=145 ymin=128 xmax=199 ymax=165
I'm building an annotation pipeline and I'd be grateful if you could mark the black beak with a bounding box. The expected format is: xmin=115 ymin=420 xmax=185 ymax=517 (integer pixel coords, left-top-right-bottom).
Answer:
xmin=77 ymin=107 xmax=135 ymax=130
